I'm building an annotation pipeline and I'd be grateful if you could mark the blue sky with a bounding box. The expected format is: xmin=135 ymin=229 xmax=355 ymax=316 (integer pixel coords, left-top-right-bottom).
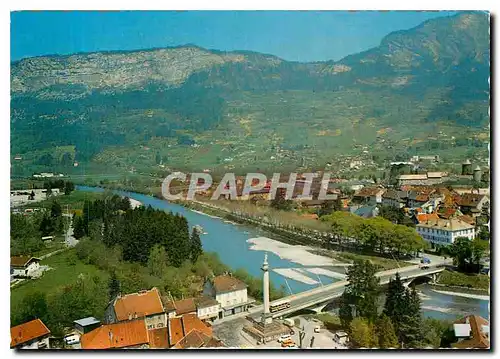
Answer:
xmin=11 ymin=11 xmax=457 ymax=62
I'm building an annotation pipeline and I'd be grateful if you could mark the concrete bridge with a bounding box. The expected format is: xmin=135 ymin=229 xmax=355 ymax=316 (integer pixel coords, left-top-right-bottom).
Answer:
xmin=245 ymin=265 xmax=444 ymax=321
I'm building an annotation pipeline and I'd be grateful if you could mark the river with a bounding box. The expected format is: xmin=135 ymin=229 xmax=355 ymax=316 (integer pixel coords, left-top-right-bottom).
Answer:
xmin=76 ymin=186 xmax=489 ymax=321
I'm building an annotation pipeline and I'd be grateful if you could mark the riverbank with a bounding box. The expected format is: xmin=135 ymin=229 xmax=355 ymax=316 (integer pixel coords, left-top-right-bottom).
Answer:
xmin=430 ymin=288 xmax=489 ymax=301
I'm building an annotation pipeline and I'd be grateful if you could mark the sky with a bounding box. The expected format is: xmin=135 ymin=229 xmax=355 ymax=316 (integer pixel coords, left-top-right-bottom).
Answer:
xmin=11 ymin=11 xmax=458 ymax=62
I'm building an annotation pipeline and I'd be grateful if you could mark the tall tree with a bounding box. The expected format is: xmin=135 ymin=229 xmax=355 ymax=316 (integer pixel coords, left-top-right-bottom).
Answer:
xmin=376 ymin=314 xmax=399 ymax=348
xmin=147 ymin=244 xmax=169 ymax=278
xmin=108 ymin=271 xmax=121 ymax=302
xmin=50 ymin=200 xmax=62 ymax=218
xmin=349 ymin=317 xmax=378 ymax=348
xmin=73 ymin=215 xmax=85 ymax=239
xmin=190 ymin=228 xmax=203 ymax=263
xmin=399 ymin=286 xmax=423 ymax=348
xmin=339 ymin=259 xmax=380 ymax=324
xmin=383 ymin=272 xmax=407 ymax=334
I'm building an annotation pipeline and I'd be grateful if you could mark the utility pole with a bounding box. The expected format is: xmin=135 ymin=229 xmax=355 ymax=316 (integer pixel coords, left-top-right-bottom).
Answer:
xmin=298 ymin=326 xmax=306 ymax=349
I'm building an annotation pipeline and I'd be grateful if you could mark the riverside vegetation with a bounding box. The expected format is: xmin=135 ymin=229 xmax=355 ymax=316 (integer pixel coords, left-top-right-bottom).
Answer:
xmin=11 ymin=194 xmax=285 ymax=336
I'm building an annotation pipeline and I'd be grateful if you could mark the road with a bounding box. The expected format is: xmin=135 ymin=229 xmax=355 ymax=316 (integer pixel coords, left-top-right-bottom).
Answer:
xmin=63 ymin=213 xmax=79 ymax=247
xmin=218 ymin=264 xmax=446 ymax=324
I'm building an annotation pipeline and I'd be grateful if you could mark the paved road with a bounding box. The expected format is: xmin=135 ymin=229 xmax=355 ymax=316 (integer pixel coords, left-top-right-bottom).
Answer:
xmin=63 ymin=214 xmax=79 ymax=247
xmin=231 ymin=264 xmax=446 ymax=322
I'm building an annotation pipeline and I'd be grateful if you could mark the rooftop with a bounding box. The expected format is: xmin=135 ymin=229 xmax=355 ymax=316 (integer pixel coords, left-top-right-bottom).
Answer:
xmin=74 ymin=317 xmax=100 ymax=327
xmin=10 ymin=319 xmax=51 ymax=348
xmin=81 ymin=319 xmax=149 ymax=349
xmin=417 ymin=218 xmax=475 ymax=231
xmin=113 ymin=287 xmax=164 ymax=321
xmin=212 ymin=275 xmax=247 ymax=294
xmin=452 ymin=315 xmax=489 ymax=349
xmin=11 ymin=256 xmax=40 ymax=268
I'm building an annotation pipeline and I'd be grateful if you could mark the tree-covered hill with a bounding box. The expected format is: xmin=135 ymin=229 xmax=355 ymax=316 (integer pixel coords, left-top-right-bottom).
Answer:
xmin=11 ymin=12 xmax=490 ymax=176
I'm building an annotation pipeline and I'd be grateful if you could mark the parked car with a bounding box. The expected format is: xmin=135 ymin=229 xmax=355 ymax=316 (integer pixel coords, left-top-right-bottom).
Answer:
xmin=277 ymin=334 xmax=291 ymax=343
xmin=314 ymin=326 xmax=321 ymax=333
xmin=64 ymin=334 xmax=80 ymax=346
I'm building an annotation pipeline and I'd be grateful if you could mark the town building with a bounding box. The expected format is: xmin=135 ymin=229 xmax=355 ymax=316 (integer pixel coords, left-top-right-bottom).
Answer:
xmin=10 ymin=319 xmax=51 ymax=349
xmin=83 ymin=312 xmax=221 ymax=349
xmin=351 ymin=187 xmax=386 ymax=205
xmin=203 ymin=274 xmax=254 ymax=318
xmin=81 ymin=319 xmax=151 ymax=349
xmin=381 ymin=189 xmax=408 ymax=209
xmin=416 ymin=218 xmax=475 ymax=247
xmin=397 ymin=172 xmax=448 ymax=187
xmin=163 ymin=296 xmax=220 ymax=322
xmin=457 ymin=193 xmax=489 ymax=218
xmin=350 ymin=205 xmax=379 ymax=219
xmin=104 ymin=287 xmax=166 ymax=330
xmin=73 ymin=317 xmax=101 ymax=335
xmin=11 ymin=256 xmax=41 ymax=278
xmin=452 ymin=315 xmax=489 ymax=349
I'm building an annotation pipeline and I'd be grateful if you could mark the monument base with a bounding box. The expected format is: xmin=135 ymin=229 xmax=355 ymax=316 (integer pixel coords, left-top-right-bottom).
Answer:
xmin=243 ymin=319 xmax=290 ymax=344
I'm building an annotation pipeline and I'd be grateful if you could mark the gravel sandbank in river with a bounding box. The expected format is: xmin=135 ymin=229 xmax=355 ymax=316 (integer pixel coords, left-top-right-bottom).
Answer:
xmin=304 ymin=267 xmax=347 ymax=280
xmin=431 ymin=289 xmax=490 ymax=301
xmin=273 ymin=268 xmax=319 ymax=285
xmin=247 ymin=237 xmax=335 ymax=267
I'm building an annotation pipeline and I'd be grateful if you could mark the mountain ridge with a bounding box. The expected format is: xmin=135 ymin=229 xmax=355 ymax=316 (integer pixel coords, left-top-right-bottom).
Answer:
xmin=10 ymin=11 xmax=490 ymax=176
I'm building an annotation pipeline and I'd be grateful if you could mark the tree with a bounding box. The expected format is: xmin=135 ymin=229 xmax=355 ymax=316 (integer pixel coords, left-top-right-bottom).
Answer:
xmin=13 ymin=291 xmax=48 ymax=326
xmin=147 ymin=244 xmax=169 ymax=278
xmin=449 ymin=237 xmax=487 ymax=273
xmin=271 ymin=188 xmax=293 ymax=211
xmin=50 ymin=200 xmax=62 ymax=218
xmin=64 ymin=181 xmax=75 ymax=195
xmin=39 ymin=214 xmax=55 ymax=236
xmin=189 ymin=229 xmax=203 ymax=263
xmin=383 ymin=273 xmax=407 ymax=334
xmin=349 ymin=317 xmax=378 ymax=348
xmin=73 ymin=215 xmax=86 ymax=239
xmin=340 ymin=260 xmax=380 ymax=324
xmin=398 ymin=286 xmax=423 ymax=348
xmin=108 ymin=271 xmax=121 ymax=301
xmin=375 ymin=314 xmax=399 ymax=348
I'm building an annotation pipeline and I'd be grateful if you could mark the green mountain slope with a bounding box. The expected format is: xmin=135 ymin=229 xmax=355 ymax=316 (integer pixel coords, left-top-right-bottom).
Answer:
xmin=11 ymin=12 xmax=490 ymax=176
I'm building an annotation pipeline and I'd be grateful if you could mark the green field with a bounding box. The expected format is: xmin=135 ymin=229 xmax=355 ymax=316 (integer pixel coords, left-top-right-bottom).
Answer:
xmin=11 ymin=249 xmax=108 ymax=307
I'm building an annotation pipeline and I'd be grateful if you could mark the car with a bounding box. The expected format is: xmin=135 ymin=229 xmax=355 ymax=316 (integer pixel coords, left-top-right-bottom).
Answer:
xmin=278 ymin=334 xmax=291 ymax=343
xmin=64 ymin=334 xmax=80 ymax=345
xmin=314 ymin=326 xmax=321 ymax=333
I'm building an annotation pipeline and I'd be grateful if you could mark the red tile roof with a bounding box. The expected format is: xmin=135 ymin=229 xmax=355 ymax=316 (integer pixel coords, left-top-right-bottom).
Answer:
xmin=182 ymin=313 xmax=212 ymax=338
xmin=416 ymin=213 xmax=439 ymax=224
xmin=212 ymin=275 xmax=247 ymax=294
xmin=113 ymin=288 xmax=164 ymax=321
xmin=457 ymin=215 xmax=475 ymax=226
xmin=10 ymin=319 xmax=51 ymax=348
xmin=148 ymin=327 xmax=169 ymax=349
xmin=354 ymin=187 xmax=385 ymax=198
xmin=169 ymin=317 xmax=184 ymax=345
xmin=81 ymin=319 xmax=149 ymax=349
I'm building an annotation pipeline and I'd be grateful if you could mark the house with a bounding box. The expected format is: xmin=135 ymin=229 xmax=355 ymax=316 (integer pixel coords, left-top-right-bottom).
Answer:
xmin=203 ymin=275 xmax=253 ymax=319
xmin=74 ymin=317 xmax=101 ymax=334
xmin=382 ymin=190 xmax=408 ymax=209
xmin=413 ymin=212 xmax=440 ymax=225
xmin=11 ymin=256 xmax=41 ymax=278
xmin=397 ymin=172 xmax=448 ymax=186
xmin=149 ymin=314 xmax=221 ymax=349
xmin=350 ymin=205 xmax=379 ymax=219
xmin=81 ymin=319 xmax=150 ymax=349
xmin=416 ymin=218 xmax=475 ymax=247
xmin=457 ymin=193 xmax=489 ymax=218
xmin=452 ymin=315 xmax=489 ymax=349
xmin=352 ymin=187 xmax=386 ymax=205
xmin=104 ymin=288 xmax=166 ymax=330
xmin=162 ymin=296 xmax=220 ymax=322
xmin=11 ymin=319 xmax=51 ymax=349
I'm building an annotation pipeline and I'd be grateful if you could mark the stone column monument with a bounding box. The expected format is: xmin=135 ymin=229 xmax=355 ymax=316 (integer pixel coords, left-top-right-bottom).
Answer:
xmin=261 ymin=253 xmax=272 ymax=325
